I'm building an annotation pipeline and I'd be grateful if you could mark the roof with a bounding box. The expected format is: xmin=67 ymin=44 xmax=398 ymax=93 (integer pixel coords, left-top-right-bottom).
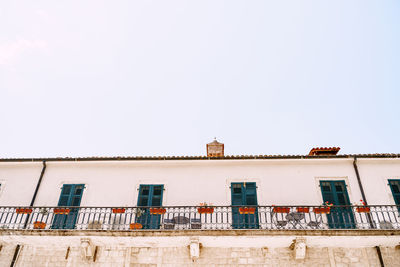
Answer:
xmin=0 ymin=154 xmax=399 ymax=162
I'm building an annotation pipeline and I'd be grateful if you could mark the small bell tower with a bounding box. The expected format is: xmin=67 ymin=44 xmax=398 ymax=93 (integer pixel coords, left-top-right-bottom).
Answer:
xmin=207 ymin=138 xmax=224 ymax=157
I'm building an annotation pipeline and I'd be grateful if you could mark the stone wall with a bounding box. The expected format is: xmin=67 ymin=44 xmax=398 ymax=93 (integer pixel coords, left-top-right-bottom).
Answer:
xmin=1 ymin=244 xmax=399 ymax=267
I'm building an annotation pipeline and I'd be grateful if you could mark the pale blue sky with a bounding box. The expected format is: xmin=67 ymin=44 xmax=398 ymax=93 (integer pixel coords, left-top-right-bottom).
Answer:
xmin=0 ymin=1 xmax=399 ymax=157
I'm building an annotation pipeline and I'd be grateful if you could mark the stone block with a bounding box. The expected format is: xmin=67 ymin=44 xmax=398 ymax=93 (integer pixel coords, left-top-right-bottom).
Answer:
xmin=131 ymin=247 xmax=140 ymax=254
xmin=238 ymin=258 xmax=247 ymax=264
xmin=227 ymin=257 xmax=238 ymax=264
xmin=3 ymin=237 xmax=400 ymax=267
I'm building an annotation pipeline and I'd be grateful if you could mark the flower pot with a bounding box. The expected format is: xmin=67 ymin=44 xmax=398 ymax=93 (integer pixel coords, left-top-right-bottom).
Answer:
xmin=296 ymin=207 xmax=310 ymax=213
xmin=239 ymin=207 xmax=256 ymax=214
xmin=197 ymin=207 xmax=214 ymax=214
xmin=273 ymin=207 xmax=290 ymax=213
xmin=112 ymin=208 xmax=126 ymax=214
xmin=356 ymin=207 xmax=370 ymax=213
xmin=54 ymin=208 xmax=70 ymax=214
xmin=150 ymin=208 xmax=166 ymax=215
xmin=33 ymin=221 xmax=46 ymax=229
xmin=129 ymin=223 xmax=143 ymax=230
xmin=16 ymin=208 xmax=33 ymax=214
xmin=313 ymin=207 xmax=331 ymax=214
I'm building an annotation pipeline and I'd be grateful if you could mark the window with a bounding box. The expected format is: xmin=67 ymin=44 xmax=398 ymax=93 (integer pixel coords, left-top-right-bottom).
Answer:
xmin=136 ymin=184 xmax=164 ymax=229
xmin=52 ymin=184 xmax=85 ymax=229
xmin=388 ymin=180 xmax=400 ymax=206
xmin=320 ymin=180 xmax=355 ymax=229
xmin=231 ymin=182 xmax=259 ymax=229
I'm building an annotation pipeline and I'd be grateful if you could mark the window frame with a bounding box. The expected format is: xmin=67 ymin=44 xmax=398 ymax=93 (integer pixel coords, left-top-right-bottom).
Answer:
xmin=388 ymin=179 xmax=400 ymax=206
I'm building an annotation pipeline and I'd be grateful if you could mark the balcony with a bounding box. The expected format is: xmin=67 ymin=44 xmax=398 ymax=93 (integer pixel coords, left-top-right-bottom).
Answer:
xmin=0 ymin=205 xmax=399 ymax=231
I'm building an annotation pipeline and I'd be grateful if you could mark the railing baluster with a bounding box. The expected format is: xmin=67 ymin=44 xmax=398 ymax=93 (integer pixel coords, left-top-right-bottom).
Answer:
xmin=0 ymin=205 xmax=397 ymax=231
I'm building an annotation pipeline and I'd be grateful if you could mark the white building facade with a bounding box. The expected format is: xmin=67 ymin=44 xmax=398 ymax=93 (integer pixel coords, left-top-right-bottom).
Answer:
xmin=0 ymin=143 xmax=399 ymax=266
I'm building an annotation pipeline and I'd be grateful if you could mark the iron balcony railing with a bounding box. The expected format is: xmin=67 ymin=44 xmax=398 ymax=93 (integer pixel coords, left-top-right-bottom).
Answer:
xmin=0 ymin=205 xmax=399 ymax=231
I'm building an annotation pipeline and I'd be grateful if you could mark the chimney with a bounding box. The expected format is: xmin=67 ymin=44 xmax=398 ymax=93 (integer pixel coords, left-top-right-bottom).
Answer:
xmin=207 ymin=138 xmax=224 ymax=157
xmin=308 ymin=147 xmax=340 ymax=156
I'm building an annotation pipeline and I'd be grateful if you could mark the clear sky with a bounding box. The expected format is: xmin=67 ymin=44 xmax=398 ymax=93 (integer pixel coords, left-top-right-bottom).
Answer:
xmin=0 ymin=1 xmax=399 ymax=158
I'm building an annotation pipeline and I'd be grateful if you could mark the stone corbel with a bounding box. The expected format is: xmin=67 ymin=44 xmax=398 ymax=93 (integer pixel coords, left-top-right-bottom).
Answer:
xmin=261 ymin=247 xmax=268 ymax=256
xmin=290 ymin=237 xmax=306 ymax=260
xmin=80 ymin=238 xmax=95 ymax=261
xmin=189 ymin=237 xmax=200 ymax=262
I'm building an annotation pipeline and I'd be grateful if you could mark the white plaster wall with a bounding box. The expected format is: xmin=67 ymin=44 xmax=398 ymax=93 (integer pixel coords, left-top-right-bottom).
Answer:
xmin=32 ymin=158 xmax=365 ymax=207
xmin=0 ymin=162 xmax=43 ymax=206
xmin=357 ymin=158 xmax=400 ymax=205
xmin=0 ymin=158 xmax=398 ymax=207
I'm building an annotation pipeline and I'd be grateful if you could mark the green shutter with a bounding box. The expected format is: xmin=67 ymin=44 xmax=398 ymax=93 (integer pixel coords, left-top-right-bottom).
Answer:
xmin=138 ymin=185 xmax=150 ymax=206
xmin=58 ymin=185 xmax=72 ymax=206
xmin=245 ymin=183 xmax=257 ymax=205
xmin=136 ymin=185 xmax=164 ymax=229
xmin=150 ymin=185 xmax=163 ymax=206
xmin=231 ymin=182 xmax=259 ymax=229
xmin=231 ymin=183 xmax=244 ymax=205
xmin=57 ymin=184 xmax=84 ymax=206
xmin=137 ymin=185 xmax=164 ymax=207
xmin=388 ymin=180 xmax=400 ymax=205
xmin=52 ymin=184 xmax=84 ymax=229
xmin=320 ymin=180 xmax=355 ymax=229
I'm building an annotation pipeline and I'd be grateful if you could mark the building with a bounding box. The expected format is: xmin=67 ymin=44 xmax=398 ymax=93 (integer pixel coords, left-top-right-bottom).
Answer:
xmin=0 ymin=140 xmax=399 ymax=266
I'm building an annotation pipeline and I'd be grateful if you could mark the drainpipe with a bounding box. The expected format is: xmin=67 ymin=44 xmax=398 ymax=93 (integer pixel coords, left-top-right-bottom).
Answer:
xmin=375 ymin=246 xmax=385 ymax=267
xmin=353 ymin=157 xmax=374 ymax=228
xmin=353 ymin=158 xmax=384 ymax=266
xmin=10 ymin=244 xmax=21 ymax=267
xmin=23 ymin=161 xmax=46 ymax=228
xmin=15 ymin=161 xmax=46 ymax=265
xmin=353 ymin=158 xmax=369 ymax=204
xmin=30 ymin=161 xmax=47 ymax=206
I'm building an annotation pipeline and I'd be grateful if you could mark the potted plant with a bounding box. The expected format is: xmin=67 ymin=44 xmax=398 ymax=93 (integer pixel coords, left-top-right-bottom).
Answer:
xmin=39 ymin=208 xmax=49 ymax=216
xmin=112 ymin=208 xmax=126 ymax=214
xmin=314 ymin=201 xmax=332 ymax=214
xmin=129 ymin=223 xmax=143 ymax=230
xmin=135 ymin=207 xmax=145 ymax=217
xmin=355 ymin=199 xmax=370 ymax=213
xmin=54 ymin=208 xmax=70 ymax=214
xmin=239 ymin=207 xmax=256 ymax=214
xmin=296 ymin=207 xmax=310 ymax=213
xmin=150 ymin=208 xmax=166 ymax=215
xmin=272 ymin=206 xmax=290 ymax=213
xmin=16 ymin=208 xmax=33 ymax=214
xmin=33 ymin=221 xmax=46 ymax=229
xmin=197 ymin=202 xmax=214 ymax=214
